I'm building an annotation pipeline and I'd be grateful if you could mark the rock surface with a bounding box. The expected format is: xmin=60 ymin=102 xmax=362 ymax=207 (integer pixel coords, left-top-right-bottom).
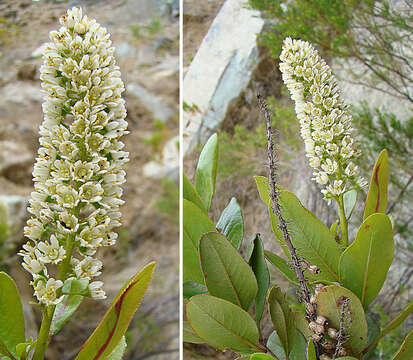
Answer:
xmin=183 ymin=0 xmax=264 ymax=154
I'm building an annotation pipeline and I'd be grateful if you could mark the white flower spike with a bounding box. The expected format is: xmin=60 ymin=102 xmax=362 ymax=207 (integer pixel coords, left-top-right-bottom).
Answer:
xmin=279 ymin=37 xmax=365 ymax=198
xmin=20 ymin=7 xmax=128 ymax=304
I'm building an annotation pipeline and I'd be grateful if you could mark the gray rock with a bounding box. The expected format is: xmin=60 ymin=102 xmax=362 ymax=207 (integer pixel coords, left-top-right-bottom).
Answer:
xmin=0 ymin=194 xmax=27 ymax=228
xmin=126 ymin=82 xmax=174 ymax=122
xmin=0 ymin=81 xmax=42 ymax=105
xmin=0 ymin=141 xmax=33 ymax=182
xmin=182 ymin=0 xmax=264 ymax=154
xmin=115 ymin=42 xmax=135 ymax=59
xmin=142 ymin=135 xmax=179 ymax=180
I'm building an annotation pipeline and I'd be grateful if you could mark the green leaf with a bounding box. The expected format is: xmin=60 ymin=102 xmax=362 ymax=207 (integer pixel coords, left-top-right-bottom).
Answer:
xmin=16 ymin=337 xmax=35 ymax=359
xmin=363 ymin=149 xmax=389 ymax=219
xmin=183 ymin=172 xmax=207 ymax=213
xmin=250 ymin=354 xmax=278 ymax=360
xmin=339 ymin=213 xmax=394 ymax=308
xmin=305 ymin=339 xmax=316 ymax=360
xmin=183 ymin=321 xmax=204 ymax=344
xmin=199 ymin=232 xmax=258 ymax=310
xmin=294 ymin=311 xmax=313 ymax=340
xmin=51 ymin=278 xmax=89 ymax=335
xmin=330 ymin=220 xmax=339 ymax=236
xmin=267 ymin=330 xmax=306 ymax=360
xmin=315 ymin=285 xmax=368 ymax=354
xmin=183 ymin=199 xmax=215 ymax=283
xmin=0 ymin=272 xmax=25 ymax=358
xmin=104 ymin=336 xmax=126 ymax=360
xmin=254 ymin=177 xmax=285 ymax=253
xmin=264 ymin=250 xmax=298 ymax=285
xmin=75 ymin=262 xmax=155 ymax=360
xmin=391 ymin=330 xmax=413 ymax=360
xmin=343 ymin=189 xmax=357 ymax=220
xmin=255 ymin=176 xmax=341 ymax=281
xmin=216 ymin=197 xmax=244 ymax=249
xmin=183 ymin=281 xmax=207 ymax=298
xmin=249 ymin=234 xmax=270 ymax=326
xmin=195 ymin=133 xmax=218 ymax=210
xmin=186 ymin=295 xmax=261 ymax=353
xmin=380 ymin=300 xmax=413 ymax=336
xmin=266 ymin=332 xmax=285 ymax=360
xmin=267 ymin=286 xmax=296 ymax=357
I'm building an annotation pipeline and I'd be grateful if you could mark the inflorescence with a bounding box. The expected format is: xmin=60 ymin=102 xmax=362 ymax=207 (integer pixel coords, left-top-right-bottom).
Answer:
xmin=279 ymin=37 xmax=366 ymax=198
xmin=20 ymin=7 xmax=128 ymax=306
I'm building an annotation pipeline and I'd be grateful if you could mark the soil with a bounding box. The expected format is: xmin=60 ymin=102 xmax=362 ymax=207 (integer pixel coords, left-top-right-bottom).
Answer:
xmin=0 ymin=0 xmax=179 ymax=359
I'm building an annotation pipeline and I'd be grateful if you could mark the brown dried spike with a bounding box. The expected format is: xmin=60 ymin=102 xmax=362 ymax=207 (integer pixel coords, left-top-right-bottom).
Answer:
xmin=316 ymin=315 xmax=329 ymax=327
xmin=337 ymin=347 xmax=348 ymax=356
xmin=312 ymin=333 xmax=323 ymax=342
xmin=321 ymin=339 xmax=335 ymax=351
xmin=320 ymin=355 xmax=332 ymax=360
xmin=327 ymin=327 xmax=339 ymax=339
xmin=310 ymin=294 xmax=317 ymax=304
xmin=309 ymin=321 xmax=325 ymax=334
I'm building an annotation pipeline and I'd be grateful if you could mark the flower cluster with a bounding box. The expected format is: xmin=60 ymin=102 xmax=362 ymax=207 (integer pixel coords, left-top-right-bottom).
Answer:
xmin=20 ymin=7 xmax=128 ymax=306
xmin=279 ymin=37 xmax=366 ymax=197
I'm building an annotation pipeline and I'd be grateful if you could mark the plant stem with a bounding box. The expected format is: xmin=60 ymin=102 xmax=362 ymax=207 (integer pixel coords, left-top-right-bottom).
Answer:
xmin=337 ymin=194 xmax=349 ymax=248
xmin=33 ymin=232 xmax=75 ymax=359
xmin=32 ymin=306 xmax=54 ymax=360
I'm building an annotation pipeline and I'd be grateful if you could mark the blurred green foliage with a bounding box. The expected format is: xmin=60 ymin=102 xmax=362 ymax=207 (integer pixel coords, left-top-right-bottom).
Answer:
xmin=155 ymin=178 xmax=179 ymax=226
xmin=372 ymin=304 xmax=411 ymax=358
xmin=217 ymin=97 xmax=299 ymax=180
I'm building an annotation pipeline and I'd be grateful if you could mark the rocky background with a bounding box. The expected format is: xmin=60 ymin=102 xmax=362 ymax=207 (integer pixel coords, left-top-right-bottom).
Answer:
xmin=0 ymin=0 xmax=179 ymax=359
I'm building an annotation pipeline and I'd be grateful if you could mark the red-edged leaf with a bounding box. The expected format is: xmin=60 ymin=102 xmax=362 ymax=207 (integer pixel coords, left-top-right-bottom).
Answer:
xmin=75 ymin=262 xmax=156 ymax=360
xmin=363 ymin=149 xmax=389 ymax=219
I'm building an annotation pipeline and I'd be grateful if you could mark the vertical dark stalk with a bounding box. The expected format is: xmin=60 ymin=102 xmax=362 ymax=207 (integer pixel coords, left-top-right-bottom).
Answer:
xmin=258 ymin=94 xmax=321 ymax=357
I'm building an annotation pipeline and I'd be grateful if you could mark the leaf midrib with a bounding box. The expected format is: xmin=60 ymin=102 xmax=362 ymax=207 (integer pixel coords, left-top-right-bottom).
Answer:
xmin=206 ymin=240 xmax=243 ymax=308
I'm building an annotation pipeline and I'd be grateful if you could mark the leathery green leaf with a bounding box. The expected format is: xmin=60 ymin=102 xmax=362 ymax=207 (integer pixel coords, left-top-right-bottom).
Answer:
xmin=267 ymin=330 xmax=306 ymax=360
xmin=199 ymin=232 xmax=258 ymax=310
xmin=267 ymin=286 xmax=296 ymax=357
xmin=195 ymin=133 xmax=218 ymax=210
xmin=339 ymin=213 xmax=394 ymax=308
xmin=216 ymin=197 xmax=244 ymax=249
xmin=0 ymin=272 xmax=25 ymax=358
xmin=104 ymin=336 xmax=126 ymax=360
xmin=186 ymin=295 xmax=261 ymax=354
xmin=183 ymin=199 xmax=215 ymax=283
xmin=264 ymin=250 xmax=298 ymax=285
xmin=363 ymin=149 xmax=389 ymax=220
xmin=75 ymin=262 xmax=155 ymax=360
xmin=391 ymin=330 xmax=413 ymax=360
xmin=183 ymin=172 xmax=206 ymax=213
xmin=248 ymin=234 xmax=270 ymax=326
xmin=316 ymin=285 xmax=368 ymax=354
xmin=183 ymin=321 xmax=204 ymax=344
xmin=255 ymin=176 xmax=340 ymax=281
xmin=306 ymin=339 xmax=316 ymax=360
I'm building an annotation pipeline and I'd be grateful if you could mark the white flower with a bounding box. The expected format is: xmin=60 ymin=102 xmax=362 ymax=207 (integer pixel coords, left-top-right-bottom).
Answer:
xmin=21 ymin=7 xmax=128 ymax=303
xmin=73 ymin=257 xmax=102 ymax=279
xmin=35 ymin=235 xmax=66 ymax=264
xmin=34 ymin=278 xmax=64 ymax=306
xmin=279 ymin=37 xmax=365 ymax=197
xmin=89 ymin=281 xmax=106 ymax=299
